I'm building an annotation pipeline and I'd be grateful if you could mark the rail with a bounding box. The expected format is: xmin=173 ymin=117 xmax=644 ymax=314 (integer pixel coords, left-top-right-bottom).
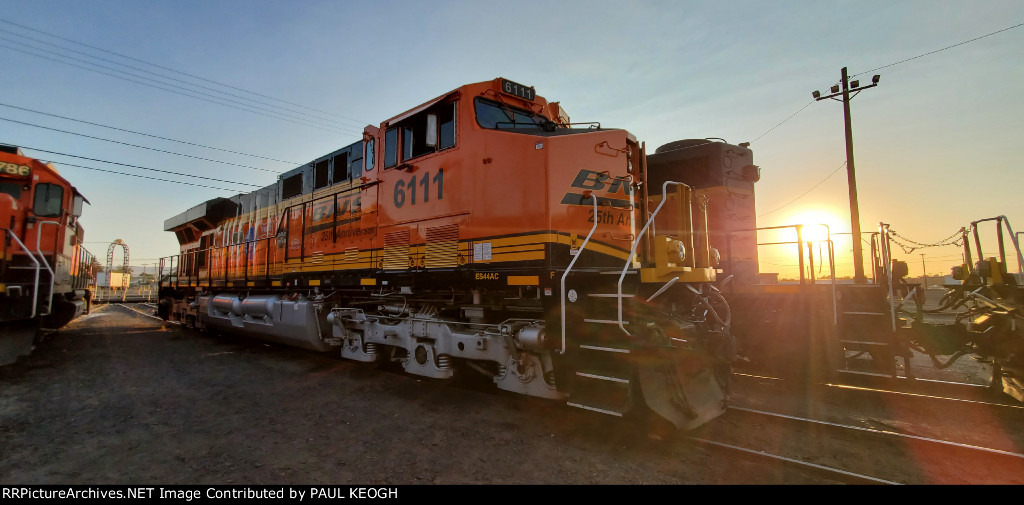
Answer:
xmin=559 ymin=194 xmax=600 ymax=354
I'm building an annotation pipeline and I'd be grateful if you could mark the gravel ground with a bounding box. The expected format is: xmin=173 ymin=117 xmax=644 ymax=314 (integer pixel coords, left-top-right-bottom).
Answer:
xmin=1 ymin=301 xmax=1018 ymax=486
xmin=0 ymin=304 xmax=820 ymax=485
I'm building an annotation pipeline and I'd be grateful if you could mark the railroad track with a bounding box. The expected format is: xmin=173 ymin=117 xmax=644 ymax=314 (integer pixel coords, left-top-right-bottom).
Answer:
xmin=110 ymin=302 xmax=1024 ymax=484
xmin=113 ymin=302 xmax=169 ymax=322
xmin=734 ymin=365 xmax=1010 ymax=404
xmin=688 ymin=435 xmax=900 ymax=484
xmin=694 ymin=405 xmax=1024 ymax=484
xmin=733 ymin=371 xmax=1024 ymax=425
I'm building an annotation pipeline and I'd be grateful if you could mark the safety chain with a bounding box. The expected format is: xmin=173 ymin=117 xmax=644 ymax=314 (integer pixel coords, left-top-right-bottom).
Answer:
xmin=887 ymin=228 xmax=963 ymax=254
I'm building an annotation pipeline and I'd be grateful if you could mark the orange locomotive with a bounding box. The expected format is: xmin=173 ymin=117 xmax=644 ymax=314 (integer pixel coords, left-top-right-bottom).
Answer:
xmin=159 ymin=78 xmax=735 ymax=431
xmin=1 ymin=144 xmax=94 ymax=364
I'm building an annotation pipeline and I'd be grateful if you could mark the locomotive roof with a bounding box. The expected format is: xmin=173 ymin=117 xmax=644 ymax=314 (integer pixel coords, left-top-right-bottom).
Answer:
xmin=0 ymin=144 xmax=90 ymax=203
xmin=164 ymin=78 xmax=571 ymax=234
xmin=163 ymin=197 xmax=238 ymax=232
xmin=380 ymin=77 xmax=549 ymax=128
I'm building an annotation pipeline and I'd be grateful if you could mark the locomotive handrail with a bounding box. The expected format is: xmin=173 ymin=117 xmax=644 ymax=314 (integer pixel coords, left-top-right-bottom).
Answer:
xmin=723 ymin=223 xmax=839 ymax=325
xmin=878 ymin=223 xmax=899 ymax=332
xmin=617 ymin=180 xmax=691 ymax=336
xmin=969 ymin=216 xmax=1024 ymax=275
xmin=753 ymin=224 xmax=836 ymax=280
xmin=559 ymin=193 xmax=600 ymax=355
xmin=33 ymin=220 xmax=61 ymax=316
xmin=172 ymin=234 xmax=279 ymax=289
xmin=1018 ymin=231 xmax=1024 ymax=267
xmin=70 ymin=245 xmax=95 ymax=292
xmin=3 ymin=228 xmax=42 ymax=318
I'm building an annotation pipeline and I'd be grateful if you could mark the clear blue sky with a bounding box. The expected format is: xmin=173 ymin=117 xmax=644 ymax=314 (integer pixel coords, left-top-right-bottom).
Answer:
xmin=1 ymin=0 xmax=1021 ymax=277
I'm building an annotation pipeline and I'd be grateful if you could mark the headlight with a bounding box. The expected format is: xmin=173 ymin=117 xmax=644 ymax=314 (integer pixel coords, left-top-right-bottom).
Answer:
xmin=709 ymin=247 xmax=721 ymax=267
xmin=668 ymin=239 xmax=686 ymax=265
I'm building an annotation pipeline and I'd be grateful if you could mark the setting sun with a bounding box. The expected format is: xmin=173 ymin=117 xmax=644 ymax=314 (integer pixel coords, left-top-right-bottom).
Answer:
xmin=784 ymin=208 xmax=847 ymax=243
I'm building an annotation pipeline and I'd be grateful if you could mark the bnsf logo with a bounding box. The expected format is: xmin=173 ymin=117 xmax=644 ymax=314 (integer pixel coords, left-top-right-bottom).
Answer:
xmin=569 ymin=169 xmax=633 ymax=195
xmin=0 ymin=162 xmax=31 ymax=177
xmin=560 ymin=169 xmax=634 ymax=208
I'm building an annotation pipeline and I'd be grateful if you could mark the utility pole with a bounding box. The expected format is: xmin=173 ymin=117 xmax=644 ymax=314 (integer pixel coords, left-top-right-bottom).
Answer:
xmin=920 ymin=253 xmax=927 ymax=289
xmin=812 ymin=68 xmax=880 ymax=284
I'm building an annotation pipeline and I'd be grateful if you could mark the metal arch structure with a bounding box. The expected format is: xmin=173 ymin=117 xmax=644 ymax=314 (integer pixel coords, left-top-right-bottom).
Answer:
xmin=105 ymin=239 xmax=130 ymax=293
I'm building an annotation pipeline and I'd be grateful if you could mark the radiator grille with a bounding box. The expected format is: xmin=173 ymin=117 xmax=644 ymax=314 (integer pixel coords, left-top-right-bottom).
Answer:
xmin=382 ymin=229 xmax=411 ymax=270
xmin=425 ymin=224 xmax=459 ymax=268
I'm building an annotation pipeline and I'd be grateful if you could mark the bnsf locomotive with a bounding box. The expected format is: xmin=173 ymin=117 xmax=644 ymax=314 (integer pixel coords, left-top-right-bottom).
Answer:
xmin=158 ymin=78 xmax=742 ymax=431
xmin=1 ymin=144 xmax=94 ymax=364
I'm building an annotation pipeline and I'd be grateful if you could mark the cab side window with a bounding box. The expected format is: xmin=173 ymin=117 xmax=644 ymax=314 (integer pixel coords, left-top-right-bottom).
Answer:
xmin=33 ymin=183 xmax=63 ymax=217
xmin=365 ymin=139 xmax=375 ymax=171
xmin=438 ymin=103 xmax=455 ymax=149
xmin=384 ymin=128 xmax=398 ymax=168
xmin=384 ymin=99 xmax=457 ymax=168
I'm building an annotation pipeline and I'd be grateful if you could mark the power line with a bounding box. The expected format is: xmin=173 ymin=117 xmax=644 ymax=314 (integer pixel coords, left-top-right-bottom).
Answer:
xmin=851 ymin=22 xmax=1024 ymax=78
xmin=750 ymin=100 xmax=814 ymax=145
xmin=0 ymin=18 xmax=371 ymax=127
xmin=0 ymin=116 xmax=279 ymax=172
xmin=0 ymin=36 xmax=362 ymax=135
xmin=750 ymin=23 xmax=1023 ymax=223
xmin=0 ymin=102 xmax=300 ymax=165
xmin=748 ymin=22 xmax=1023 ymax=146
xmin=15 ymin=145 xmax=263 ymax=188
xmin=0 ymin=40 xmax=359 ymax=136
xmin=55 ymin=161 xmax=241 ymax=192
xmin=758 ymin=161 xmax=846 ymax=218
xmin=0 ymin=26 xmax=362 ymax=130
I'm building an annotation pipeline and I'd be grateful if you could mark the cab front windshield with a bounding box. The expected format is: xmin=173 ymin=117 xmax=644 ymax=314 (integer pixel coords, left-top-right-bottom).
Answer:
xmin=0 ymin=181 xmax=21 ymax=198
xmin=474 ymin=97 xmax=549 ymax=129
